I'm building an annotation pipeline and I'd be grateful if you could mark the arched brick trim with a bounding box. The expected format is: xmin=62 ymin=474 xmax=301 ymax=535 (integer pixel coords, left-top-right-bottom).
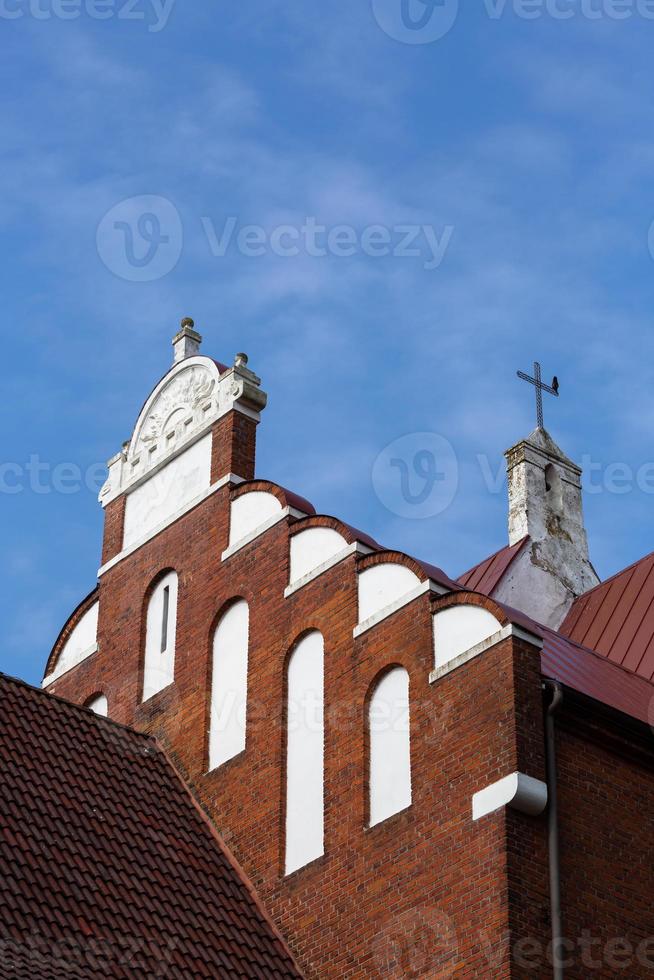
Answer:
xmin=44 ymin=586 xmax=99 ymax=680
xmin=231 ymin=480 xmax=315 ymax=517
xmin=84 ymin=690 xmax=106 ymax=707
xmin=208 ymin=594 xmax=249 ymax=641
xmin=357 ymin=550 xmax=438 ymax=582
xmin=140 ymin=567 xmax=178 ymax=618
xmin=430 ymin=589 xmax=513 ymax=627
xmin=290 ymin=515 xmax=380 ymax=551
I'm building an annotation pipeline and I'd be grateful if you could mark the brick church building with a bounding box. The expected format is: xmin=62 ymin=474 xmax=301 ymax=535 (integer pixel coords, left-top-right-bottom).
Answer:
xmin=27 ymin=320 xmax=654 ymax=976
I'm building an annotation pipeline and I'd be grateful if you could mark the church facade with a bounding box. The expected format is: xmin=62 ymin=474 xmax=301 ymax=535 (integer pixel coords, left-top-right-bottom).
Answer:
xmin=43 ymin=322 xmax=654 ymax=978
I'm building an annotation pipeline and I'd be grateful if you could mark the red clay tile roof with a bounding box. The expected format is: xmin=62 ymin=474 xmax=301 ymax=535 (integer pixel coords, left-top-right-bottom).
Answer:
xmin=0 ymin=673 xmax=303 ymax=980
xmin=560 ymin=551 xmax=654 ymax=682
xmin=457 ymin=536 xmax=529 ymax=595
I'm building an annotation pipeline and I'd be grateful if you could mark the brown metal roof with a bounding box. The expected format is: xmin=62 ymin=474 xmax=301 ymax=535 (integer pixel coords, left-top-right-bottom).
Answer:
xmin=457 ymin=536 xmax=529 ymax=595
xmin=561 ymin=551 xmax=654 ymax=682
xmin=0 ymin=673 xmax=303 ymax=980
xmin=540 ymin=628 xmax=654 ymax=726
xmin=484 ymin=596 xmax=654 ymax=726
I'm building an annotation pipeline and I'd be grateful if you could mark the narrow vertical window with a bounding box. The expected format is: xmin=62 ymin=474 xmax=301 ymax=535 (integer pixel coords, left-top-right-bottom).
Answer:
xmin=285 ymin=631 xmax=324 ymax=875
xmin=368 ymin=667 xmax=411 ymax=827
xmin=209 ymin=600 xmax=249 ymax=771
xmin=143 ymin=571 xmax=178 ymax=701
xmin=160 ymin=585 xmax=170 ymax=653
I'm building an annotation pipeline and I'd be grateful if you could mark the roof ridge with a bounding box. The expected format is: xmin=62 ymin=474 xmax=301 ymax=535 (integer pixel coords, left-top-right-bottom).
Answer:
xmin=0 ymin=671 xmax=157 ymax=743
xmin=467 ymin=533 xmax=528 ymax=570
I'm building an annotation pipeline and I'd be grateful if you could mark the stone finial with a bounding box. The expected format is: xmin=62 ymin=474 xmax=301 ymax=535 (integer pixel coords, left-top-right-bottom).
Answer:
xmin=172 ymin=318 xmax=203 ymax=364
xmin=234 ymin=352 xmax=249 ymax=368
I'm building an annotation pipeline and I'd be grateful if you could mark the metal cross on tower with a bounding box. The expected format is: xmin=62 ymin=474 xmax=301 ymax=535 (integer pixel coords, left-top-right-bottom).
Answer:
xmin=517 ymin=361 xmax=559 ymax=430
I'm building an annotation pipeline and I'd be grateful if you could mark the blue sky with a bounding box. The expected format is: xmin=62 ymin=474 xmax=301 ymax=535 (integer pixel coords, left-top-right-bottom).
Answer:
xmin=3 ymin=1 xmax=654 ymax=685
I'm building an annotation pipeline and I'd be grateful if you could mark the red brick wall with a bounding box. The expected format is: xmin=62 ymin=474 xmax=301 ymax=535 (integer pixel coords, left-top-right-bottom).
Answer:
xmin=48 ymin=467 xmax=556 ymax=978
xmin=101 ymin=495 xmax=126 ymax=566
xmin=554 ymin=709 xmax=654 ymax=979
xmin=46 ymin=434 xmax=654 ymax=978
xmin=211 ymin=411 xmax=257 ymax=482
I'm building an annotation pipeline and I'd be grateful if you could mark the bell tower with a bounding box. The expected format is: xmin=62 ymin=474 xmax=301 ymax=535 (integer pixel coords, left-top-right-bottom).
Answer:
xmin=494 ymin=426 xmax=599 ymax=628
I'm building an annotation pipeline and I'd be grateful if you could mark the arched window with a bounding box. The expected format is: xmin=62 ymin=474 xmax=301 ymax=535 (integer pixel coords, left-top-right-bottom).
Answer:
xmin=209 ymin=600 xmax=249 ymax=770
xmin=368 ymin=667 xmax=411 ymax=827
xmin=142 ymin=571 xmax=178 ymax=701
xmin=85 ymin=693 xmax=108 ymax=717
xmin=285 ymin=631 xmax=324 ymax=874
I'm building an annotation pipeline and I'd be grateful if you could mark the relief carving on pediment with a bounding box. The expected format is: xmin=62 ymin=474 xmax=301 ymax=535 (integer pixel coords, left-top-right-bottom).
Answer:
xmin=132 ymin=366 xmax=216 ymax=457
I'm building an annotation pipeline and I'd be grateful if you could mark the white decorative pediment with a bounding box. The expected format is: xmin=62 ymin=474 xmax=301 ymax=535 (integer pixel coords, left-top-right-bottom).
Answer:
xmin=131 ymin=365 xmax=216 ymax=459
xmin=99 ymin=354 xmax=266 ymax=507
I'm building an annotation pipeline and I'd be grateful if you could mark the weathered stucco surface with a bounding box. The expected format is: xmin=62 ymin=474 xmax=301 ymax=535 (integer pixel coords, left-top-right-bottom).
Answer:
xmin=495 ymin=427 xmax=599 ymax=628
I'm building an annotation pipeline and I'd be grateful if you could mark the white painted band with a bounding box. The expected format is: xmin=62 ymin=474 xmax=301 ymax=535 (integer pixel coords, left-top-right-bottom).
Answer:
xmin=42 ymin=643 xmax=98 ymax=689
xmin=222 ymin=507 xmax=308 ymax=561
xmin=98 ymin=474 xmax=243 ymax=577
xmin=285 ymin=542 xmax=372 ymax=597
xmin=429 ymin=623 xmax=543 ymax=684
xmin=353 ymin=579 xmax=448 ymax=639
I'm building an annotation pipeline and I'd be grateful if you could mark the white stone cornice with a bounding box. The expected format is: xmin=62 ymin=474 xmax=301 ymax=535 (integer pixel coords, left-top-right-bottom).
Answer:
xmin=285 ymin=542 xmax=373 ymax=598
xmin=97 ymin=473 xmax=243 ymax=577
xmin=222 ymin=507 xmax=308 ymax=562
xmin=353 ymin=579 xmax=446 ymax=638
xmin=429 ymin=622 xmax=543 ymax=684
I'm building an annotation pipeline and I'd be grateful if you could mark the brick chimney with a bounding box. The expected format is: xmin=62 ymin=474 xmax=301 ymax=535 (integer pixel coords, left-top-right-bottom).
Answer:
xmin=493 ymin=427 xmax=599 ymax=629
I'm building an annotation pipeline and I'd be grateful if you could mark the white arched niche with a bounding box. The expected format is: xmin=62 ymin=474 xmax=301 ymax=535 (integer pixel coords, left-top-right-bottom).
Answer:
xmin=289 ymin=527 xmax=349 ymax=586
xmin=209 ymin=600 xmax=250 ymax=770
xmin=142 ymin=571 xmax=178 ymax=701
xmin=369 ymin=667 xmax=412 ymax=827
xmin=285 ymin=631 xmax=324 ymax=875
xmin=358 ymin=564 xmax=422 ymax=625
xmin=86 ymin=693 xmax=108 ymax=718
xmin=46 ymin=602 xmax=99 ymax=685
xmin=228 ymin=492 xmax=283 ymax=549
xmin=432 ymin=605 xmax=503 ymax=672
